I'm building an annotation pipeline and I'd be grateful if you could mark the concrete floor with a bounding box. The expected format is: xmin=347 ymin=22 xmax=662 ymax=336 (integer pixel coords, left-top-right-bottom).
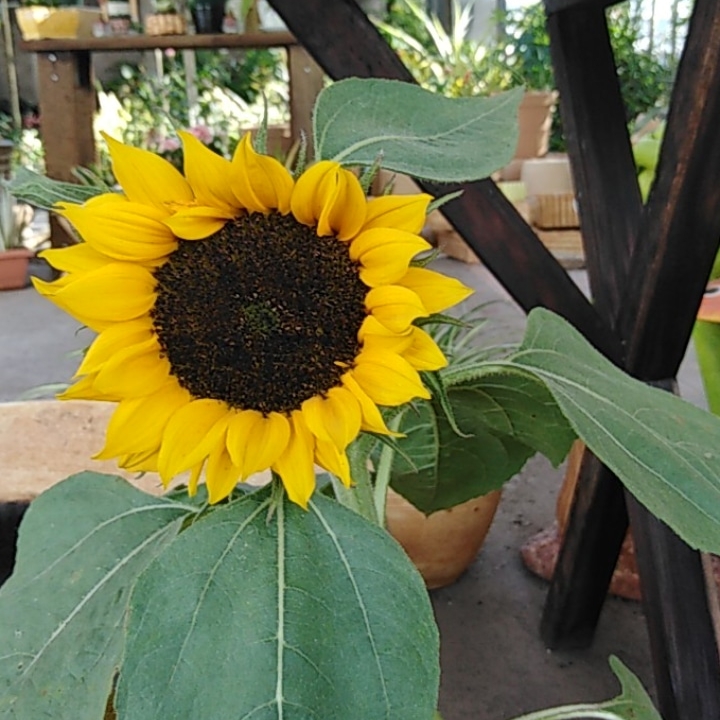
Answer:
xmin=0 ymin=257 xmax=707 ymax=720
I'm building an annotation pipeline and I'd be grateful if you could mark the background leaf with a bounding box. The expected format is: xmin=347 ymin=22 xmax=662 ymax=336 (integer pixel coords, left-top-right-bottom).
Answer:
xmin=118 ymin=487 xmax=439 ymax=720
xmin=8 ymin=168 xmax=105 ymax=210
xmin=507 ymin=656 xmax=660 ymax=720
xmin=314 ymin=78 xmax=522 ymax=181
xmin=0 ymin=472 xmax=194 ymax=720
xmin=599 ymin=656 xmax=662 ymax=720
xmin=390 ymin=371 xmax=575 ymax=514
xmin=505 ymin=308 xmax=720 ymax=554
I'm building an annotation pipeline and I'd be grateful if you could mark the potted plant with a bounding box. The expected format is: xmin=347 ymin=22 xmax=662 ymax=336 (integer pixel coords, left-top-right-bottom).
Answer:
xmin=0 ymin=182 xmax=33 ymax=291
xmin=144 ymin=0 xmax=186 ymax=36
xmin=374 ymin=307 xmax=575 ymax=587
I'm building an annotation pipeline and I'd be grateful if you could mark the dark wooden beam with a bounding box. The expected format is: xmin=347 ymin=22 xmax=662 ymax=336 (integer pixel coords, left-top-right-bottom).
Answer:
xmin=546 ymin=4 xmax=642 ymax=321
xmin=627 ymin=495 xmax=720 ymax=720
xmin=541 ymin=1 xmax=720 ymax=715
xmin=619 ymin=1 xmax=720 ymax=380
xmin=544 ymin=0 xmax=623 ymax=14
xmin=539 ymin=0 xmax=642 ymax=650
xmin=268 ymin=0 xmax=621 ymax=361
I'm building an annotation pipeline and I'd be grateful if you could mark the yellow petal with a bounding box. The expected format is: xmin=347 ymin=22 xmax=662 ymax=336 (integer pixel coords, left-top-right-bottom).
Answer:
xmin=272 ymin=411 xmax=316 ymax=508
xmin=97 ymin=381 xmax=189 ymax=458
xmin=119 ymin=449 xmax=159 ymax=474
xmin=291 ymin=161 xmax=366 ymax=240
xmin=362 ymin=193 xmax=432 ymax=234
xmin=401 ymin=326 xmax=448 ymax=371
xmin=164 ymin=205 xmax=234 ymax=240
xmin=179 ymin=130 xmax=239 ymax=214
xmin=103 ymin=132 xmax=193 ymax=212
xmin=358 ymin=316 xmax=414 ymax=354
xmin=57 ymin=200 xmax=177 ymax=263
xmin=366 ymin=285 xmax=428 ymax=333
xmin=92 ymin=338 xmax=171 ymax=396
xmin=301 ymin=386 xmax=361 ymax=449
xmin=44 ymin=262 xmax=156 ymax=332
xmin=187 ymin=461 xmax=204 ymax=496
xmin=158 ymin=399 xmax=230 ymax=481
xmin=397 ymin=266 xmax=473 ymax=313
xmin=353 ymin=349 xmax=430 ymax=405
xmin=76 ymin=318 xmax=154 ymax=377
xmin=57 ymin=375 xmax=120 ymax=402
xmin=231 ymin=133 xmax=294 ymax=214
xmin=206 ymin=442 xmax=242 ymax=504
xmin=341 ymin=372 xmax=392 ymax=435
xmin=314 ymin=439 xmax=352 ymax=487
xmin=351 ymin=228 xmax=431 ymax=287
xmin=225 ymin=410 xmax=291 ymax=479
xmin=40 ymin=244 xmax=113 ymax=273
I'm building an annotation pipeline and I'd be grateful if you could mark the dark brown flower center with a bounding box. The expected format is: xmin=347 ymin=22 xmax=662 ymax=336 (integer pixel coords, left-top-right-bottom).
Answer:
xmin=151 ymin=212 xmax=367 ymax=414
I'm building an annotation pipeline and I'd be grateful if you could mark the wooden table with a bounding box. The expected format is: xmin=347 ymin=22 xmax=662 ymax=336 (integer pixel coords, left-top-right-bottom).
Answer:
xmin=19 ymin=31 xmax=323 ymax=245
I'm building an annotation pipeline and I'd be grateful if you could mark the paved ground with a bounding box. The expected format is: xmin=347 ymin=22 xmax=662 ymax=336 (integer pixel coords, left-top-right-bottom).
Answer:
xmin=0 ymin=256 xmax=707 ymax=720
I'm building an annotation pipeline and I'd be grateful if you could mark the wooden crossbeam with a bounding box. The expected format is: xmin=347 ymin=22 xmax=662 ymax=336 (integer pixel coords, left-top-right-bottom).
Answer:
xmin=540 ymin=1 xmax=720 ymax=716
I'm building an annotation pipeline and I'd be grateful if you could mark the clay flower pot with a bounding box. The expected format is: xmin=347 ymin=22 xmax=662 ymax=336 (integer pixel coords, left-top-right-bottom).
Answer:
xmin=0 ymin=248 xmax=32 ymax=291
xmin=385 ymin=489 xmax=502 ymax=589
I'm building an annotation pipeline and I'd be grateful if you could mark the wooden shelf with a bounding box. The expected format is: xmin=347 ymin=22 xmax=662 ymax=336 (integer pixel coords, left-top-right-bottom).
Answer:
xmin=18 ymin=30 xmax=296 ymax=53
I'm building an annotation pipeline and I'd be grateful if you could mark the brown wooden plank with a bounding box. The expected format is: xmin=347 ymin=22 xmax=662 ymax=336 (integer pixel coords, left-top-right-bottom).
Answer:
xmin=37 ymin=51 xmax=96 ymax=247
xmin=542 ymin=8 xmax=720 ymax=715
xmin=18 ymin=31 xmax=296 ymax=54
xmin=269 ymin=0 xmax=621 ymax=361
xmin=544 ymin=0 xmax=622 ymax=13
xmin=619 ymin=0 xmax=720 ymax=380
xmin=539 ymin=0 xmax=641 ymax=649
xmin=546 ymin=4 xmax=642 ymax=321
xmin=626 ymin=493 xmax=720 ymax=720
xmin=540 ymin=457 xmax=628 ymax=649
xmin=287 ymin=45 xmax=324 ymax=156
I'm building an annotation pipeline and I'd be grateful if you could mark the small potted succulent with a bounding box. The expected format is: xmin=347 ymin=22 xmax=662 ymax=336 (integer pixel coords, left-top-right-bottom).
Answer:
xmin=0 ymin=183 xmax=33 ymax=291
xmin=144 ymin=0 xmax=186 ymax=35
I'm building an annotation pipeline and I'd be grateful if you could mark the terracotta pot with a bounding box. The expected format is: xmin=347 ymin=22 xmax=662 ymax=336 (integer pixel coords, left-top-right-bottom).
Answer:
xmin=515 ymin=90 xmax=558 ymax=160
xmin=0 ymin=248 xmax=32 ymax=291
xmin=385 ymin=489 xmax=502 ymax=589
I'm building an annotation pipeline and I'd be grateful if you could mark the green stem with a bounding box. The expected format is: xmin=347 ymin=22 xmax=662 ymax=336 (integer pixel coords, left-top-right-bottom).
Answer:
xmin=333 ymin=435 xmax=379 ymax=525
xmin=373 ymin=414 xmax=404 ymax=526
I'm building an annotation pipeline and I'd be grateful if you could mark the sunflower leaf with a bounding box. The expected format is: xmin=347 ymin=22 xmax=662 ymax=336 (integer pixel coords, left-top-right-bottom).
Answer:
xmin=504 ymin=308 xmax=720 ymax=554
xmin=117 ymin=487 xmax=439 ymax=720
xmin=390 ymin=371 xmax=574 ymax=514
xmin=0 ymin=472 xmax=195 ymax=720
xmin=8 ymin=167 xmax=105 ymax=210
xmin=314 ymin=78 xmax=522 ymax=182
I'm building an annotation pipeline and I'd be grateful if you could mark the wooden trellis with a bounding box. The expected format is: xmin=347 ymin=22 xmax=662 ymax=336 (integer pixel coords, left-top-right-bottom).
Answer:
xmin=266 ymin=1 xmax=720 ymax=718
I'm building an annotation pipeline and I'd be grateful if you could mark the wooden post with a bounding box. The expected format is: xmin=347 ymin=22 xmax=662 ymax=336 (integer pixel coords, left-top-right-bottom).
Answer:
xmin=287 ymin=45 xmax=324 ymax=155
xmin=36 ymin=51 xmax=96 ymax=247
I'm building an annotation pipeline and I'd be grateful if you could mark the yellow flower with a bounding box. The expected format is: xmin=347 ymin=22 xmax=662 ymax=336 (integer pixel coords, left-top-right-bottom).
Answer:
xmin=35 ymin=132 xmax=473 ymax=507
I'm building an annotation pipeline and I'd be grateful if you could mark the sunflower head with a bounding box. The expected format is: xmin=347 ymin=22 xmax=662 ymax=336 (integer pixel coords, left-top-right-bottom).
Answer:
xmin=35 ymin=132 xmax=472 ymax=507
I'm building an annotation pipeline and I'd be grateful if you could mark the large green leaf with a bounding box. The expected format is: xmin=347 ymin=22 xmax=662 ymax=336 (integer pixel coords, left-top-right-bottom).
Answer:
xmin=0 ymin=472 xmax=196 ymax=720
xmin=504 ymin=308 xmax=720 ymax=554
xmin=390 ymin=371 xmax=575 ymax=514
xmin=314 ymin=78 xmax=522 ymax=182
xmin=117 ymin=486 xmax=438 ymax=720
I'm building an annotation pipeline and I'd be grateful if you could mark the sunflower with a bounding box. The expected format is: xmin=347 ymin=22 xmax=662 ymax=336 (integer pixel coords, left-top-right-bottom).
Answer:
xmin=35 ymin=132 xmax=472 ymax=507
